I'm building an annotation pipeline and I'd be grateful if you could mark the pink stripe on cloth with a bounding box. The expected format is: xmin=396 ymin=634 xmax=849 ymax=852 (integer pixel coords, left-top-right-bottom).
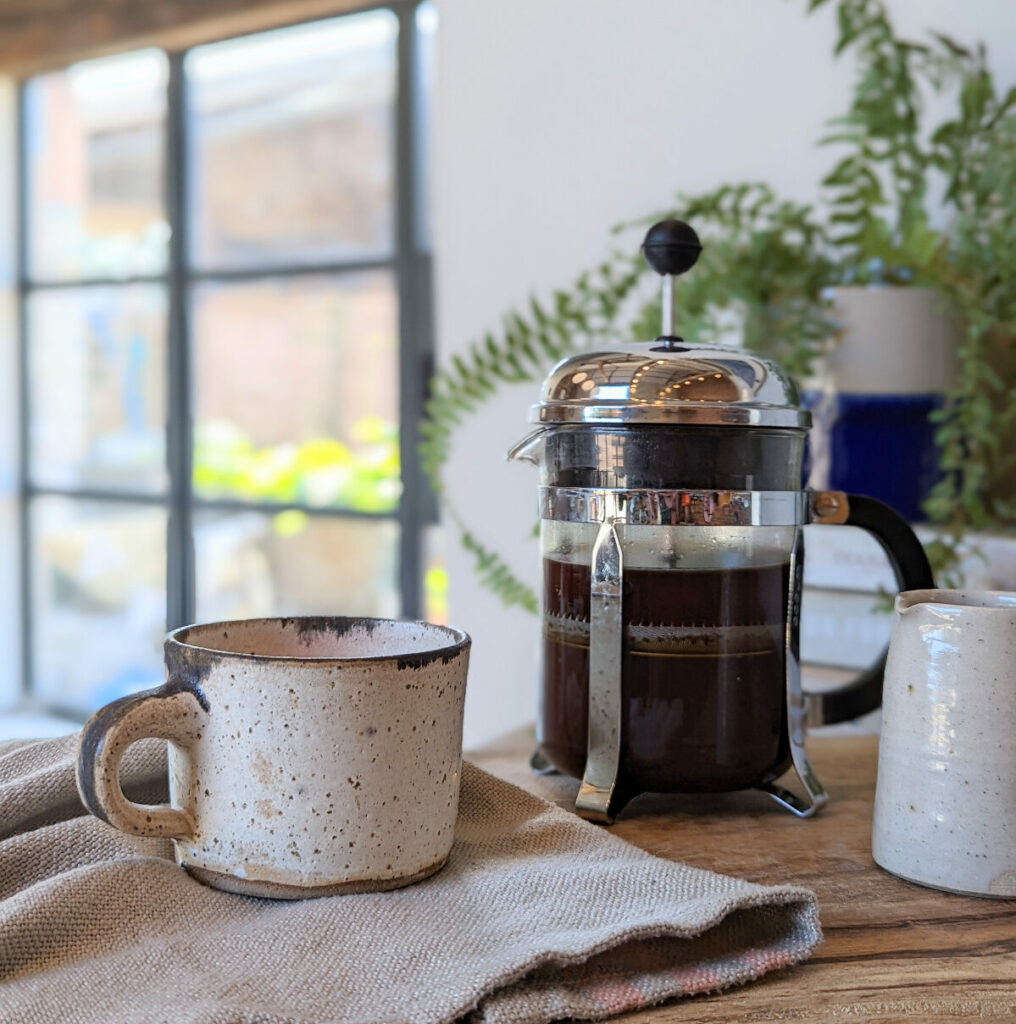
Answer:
xmin=587 ymin=975 xmax=650 ymax=1014
xmin=668 ymin=963 xmax=732 ymax=995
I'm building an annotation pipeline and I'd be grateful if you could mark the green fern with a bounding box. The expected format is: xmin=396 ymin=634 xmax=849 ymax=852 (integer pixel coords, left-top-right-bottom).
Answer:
xmin=457 ymin=519 xmax=538 ymax=615
xmin=419 ymin=254 xmax=643 ymax=498
xmin=418 ymin=249 xmax=644 ymax=614
xmin=808 ymin=0 xmax=1016 ymax=578
xmin=421 ymin=190 xmax=833 ymax=613
xmin=423 ymin=0 xmax=1016 ymax=612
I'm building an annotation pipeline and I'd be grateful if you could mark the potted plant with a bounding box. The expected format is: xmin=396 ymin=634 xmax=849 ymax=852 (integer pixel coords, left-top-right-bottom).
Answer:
xmin=422 ymin=0 xmax=1016 ymax=608
xmin=804 ymin=0 xmax=1012 ymax=528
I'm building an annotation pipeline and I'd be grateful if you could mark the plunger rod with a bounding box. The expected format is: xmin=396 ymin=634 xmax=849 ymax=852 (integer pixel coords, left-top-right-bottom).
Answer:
xmin=661 ymin=275 xmax=675 ymax=338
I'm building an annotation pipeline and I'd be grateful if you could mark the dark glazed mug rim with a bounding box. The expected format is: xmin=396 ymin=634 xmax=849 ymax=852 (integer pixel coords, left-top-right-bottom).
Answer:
xmin=166 ymin=616 xmax=471 ymax=668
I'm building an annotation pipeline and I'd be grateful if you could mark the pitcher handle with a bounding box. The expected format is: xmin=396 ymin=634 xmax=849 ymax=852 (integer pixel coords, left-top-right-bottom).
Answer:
xmin=807 ymin=491 xmax=935 ymax=725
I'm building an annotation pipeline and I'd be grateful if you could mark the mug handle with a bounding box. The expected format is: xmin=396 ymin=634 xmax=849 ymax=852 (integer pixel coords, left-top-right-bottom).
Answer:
xmin=806 ymin=491 xmax=935 ymax=725
xmin=76 ymin=683 xmax=207 ymax=839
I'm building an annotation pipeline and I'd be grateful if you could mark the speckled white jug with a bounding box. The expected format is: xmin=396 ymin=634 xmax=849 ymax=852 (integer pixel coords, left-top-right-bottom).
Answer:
xmin=77 ymin=617 xmax=470 ymax=899
xmin=873 ymin=590 xmax=1016 ymax=898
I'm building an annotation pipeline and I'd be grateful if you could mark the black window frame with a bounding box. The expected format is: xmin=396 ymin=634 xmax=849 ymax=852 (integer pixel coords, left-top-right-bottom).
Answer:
xmin=13 ymin=0 xmax=435 ymax=717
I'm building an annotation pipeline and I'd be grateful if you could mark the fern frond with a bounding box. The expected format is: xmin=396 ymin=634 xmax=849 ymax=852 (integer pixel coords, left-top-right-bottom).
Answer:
xmin=457 ymin=525 xmax=538 ymax=615
xmin=419 ymin=251 xmax=644 ymax=500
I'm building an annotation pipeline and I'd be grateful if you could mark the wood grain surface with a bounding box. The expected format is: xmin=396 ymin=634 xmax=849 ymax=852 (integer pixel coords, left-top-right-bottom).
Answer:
xmin=469 ymin=731 xmax=1016 ymax=1022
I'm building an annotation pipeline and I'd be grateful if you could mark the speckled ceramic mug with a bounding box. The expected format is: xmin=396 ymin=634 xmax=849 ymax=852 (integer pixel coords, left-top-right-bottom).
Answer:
xmin=77 ymin=617 xmax=470 ymax=899
xmin=873 ymin=590 xmax=1016 ymax=898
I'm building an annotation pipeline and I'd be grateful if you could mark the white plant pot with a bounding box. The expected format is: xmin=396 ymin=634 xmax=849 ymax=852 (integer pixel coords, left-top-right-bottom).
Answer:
xmin=805 ymin=286 xmax=961 ymax=522
xmin=816 ymin=285 xmax=958 ymax=395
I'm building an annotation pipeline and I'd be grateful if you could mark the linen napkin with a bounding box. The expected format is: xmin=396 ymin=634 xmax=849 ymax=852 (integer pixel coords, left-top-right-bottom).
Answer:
xmin=0 ymin=734 xmax=820 ymax=1024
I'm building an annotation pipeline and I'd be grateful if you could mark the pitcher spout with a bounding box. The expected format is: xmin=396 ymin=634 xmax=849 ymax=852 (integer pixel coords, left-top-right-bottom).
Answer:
xmin=895 ymin=589 xmax=1016 ymax=615
xmin=507 ymin=427 xmax=549 ymax=466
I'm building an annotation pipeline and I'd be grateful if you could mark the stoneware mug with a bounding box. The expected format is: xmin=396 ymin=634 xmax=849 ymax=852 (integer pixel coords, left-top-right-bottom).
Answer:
xmin=873 ymin=590 xmax=1016 ymax=898
xmin=77 ymin=617 xmax=470 ymax=899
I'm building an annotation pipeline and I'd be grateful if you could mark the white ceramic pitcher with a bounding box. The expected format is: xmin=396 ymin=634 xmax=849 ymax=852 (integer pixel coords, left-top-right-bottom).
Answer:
xmin=873 ymin=589 xmax=1016 ymax=898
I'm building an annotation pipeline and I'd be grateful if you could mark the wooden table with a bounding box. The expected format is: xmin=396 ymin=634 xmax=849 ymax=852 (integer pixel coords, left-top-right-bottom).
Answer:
xmin=469 ymin=731 xmax=1016 ymax=1022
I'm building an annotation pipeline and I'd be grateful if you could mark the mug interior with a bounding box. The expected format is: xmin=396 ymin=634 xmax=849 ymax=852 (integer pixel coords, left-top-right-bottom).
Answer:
xmin=170 ymin=617 xmax=469 ymax=662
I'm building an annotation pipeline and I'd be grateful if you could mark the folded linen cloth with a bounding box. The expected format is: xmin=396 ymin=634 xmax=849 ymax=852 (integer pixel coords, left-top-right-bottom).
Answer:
xmin=0 ymin=735 xmax=821 ymax=1024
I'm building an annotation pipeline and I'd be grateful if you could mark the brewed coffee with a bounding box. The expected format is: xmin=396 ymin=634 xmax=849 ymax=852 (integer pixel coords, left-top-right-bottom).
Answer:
xmin=540 ymin=560 xmax=791 ymax=793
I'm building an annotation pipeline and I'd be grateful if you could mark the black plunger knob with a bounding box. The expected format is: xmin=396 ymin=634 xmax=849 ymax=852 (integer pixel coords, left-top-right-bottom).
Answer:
xmin=642 ymin=220 xmax=702 ymax=276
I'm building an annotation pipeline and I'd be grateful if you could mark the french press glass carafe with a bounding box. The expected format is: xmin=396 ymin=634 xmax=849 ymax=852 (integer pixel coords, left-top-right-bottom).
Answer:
xmin=508 ymin=220 xmax=934 ymax=824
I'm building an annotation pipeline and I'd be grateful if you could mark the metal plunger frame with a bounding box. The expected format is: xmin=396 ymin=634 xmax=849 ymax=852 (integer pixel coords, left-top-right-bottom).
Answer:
xmin=570 ymin=222 xmax=827 ymax=824
xmin=542 ymin=486 xmax=829 ymax=824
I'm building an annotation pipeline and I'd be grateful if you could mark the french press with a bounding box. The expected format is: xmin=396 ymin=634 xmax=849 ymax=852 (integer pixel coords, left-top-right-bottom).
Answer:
xmin=508 ymin=220 xmax=934 ymax=824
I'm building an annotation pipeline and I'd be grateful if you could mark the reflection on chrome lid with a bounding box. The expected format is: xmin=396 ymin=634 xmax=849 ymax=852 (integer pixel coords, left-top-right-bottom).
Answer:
xmin=532 ymin=342 xmax=809 ymax=429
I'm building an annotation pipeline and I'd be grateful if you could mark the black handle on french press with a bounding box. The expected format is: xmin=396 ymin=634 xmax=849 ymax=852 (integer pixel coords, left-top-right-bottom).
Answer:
xmin=807 ymin=492 xmax=935 ymax=725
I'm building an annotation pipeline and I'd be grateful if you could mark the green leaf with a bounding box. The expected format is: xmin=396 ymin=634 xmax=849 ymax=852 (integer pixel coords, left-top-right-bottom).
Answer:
xmin=930 ymin=121 xmax=959 ymax=145
xmin=834 ymin=4 xmax=862 ymax=56
xmin=458 ymin=529 xmax=538 ymax=614
xmin=930 ymin=32 xmax=972 ymax=59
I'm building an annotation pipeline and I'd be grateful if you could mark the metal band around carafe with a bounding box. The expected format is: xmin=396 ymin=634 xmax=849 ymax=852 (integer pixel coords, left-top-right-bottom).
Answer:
xmin=539 ymin=488 xmax=810 ymax=527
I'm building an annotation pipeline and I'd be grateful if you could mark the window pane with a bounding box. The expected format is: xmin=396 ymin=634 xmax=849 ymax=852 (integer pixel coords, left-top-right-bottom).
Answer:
xmin=31 ymin=497 xmax=166 ymax=711
xmin=423 ymin=523 xmax=447 ymax=625
xmin=0 ymin=77 xmax=15 ymax=287
xmin=28 ymin=285 xmax=167 ymax=494
xmin=414 ymin=2 xmax=437 ymax=252
xmin=0 ymin=81 xmax=19 ymax=709
xmin=195 ymin=511 xmax=399 ymax=621
xmin=192 ymin=272 xmax=399 ymax=511
xmin=0 ymin=500 xmax=20 ymax=710
xmin=187 ymin=11 xmax=397 ymax=270
xmin=25 ymin=50 xmax=168 ymax=281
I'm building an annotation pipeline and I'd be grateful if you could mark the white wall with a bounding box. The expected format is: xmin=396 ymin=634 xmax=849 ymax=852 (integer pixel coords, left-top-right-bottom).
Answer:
xmin=430 ymin=0 xmax=1016 ymax=748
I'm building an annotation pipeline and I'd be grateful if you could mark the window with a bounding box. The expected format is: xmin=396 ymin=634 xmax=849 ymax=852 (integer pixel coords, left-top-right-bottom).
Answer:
xmin=9 ymin=3 xmax=438 ymax=716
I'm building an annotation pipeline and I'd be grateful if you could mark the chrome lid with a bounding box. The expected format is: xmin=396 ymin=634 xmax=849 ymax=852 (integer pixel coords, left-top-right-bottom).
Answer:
xmin=531 ymin=342 xmax=809 ymax=429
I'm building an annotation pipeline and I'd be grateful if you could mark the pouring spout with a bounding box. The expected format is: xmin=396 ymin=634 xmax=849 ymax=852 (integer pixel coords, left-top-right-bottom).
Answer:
xmin=895 ymin=591 xmax=929 ymax=615
xmin=507 ymin=428 xmax=549 ymax=466
xmin=896 ymin=589 xmax=1016 ymax=615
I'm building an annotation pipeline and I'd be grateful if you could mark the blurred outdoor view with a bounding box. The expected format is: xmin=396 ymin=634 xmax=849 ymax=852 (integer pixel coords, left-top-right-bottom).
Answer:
xmin=16 ymin=6 xmax=444 ymax=715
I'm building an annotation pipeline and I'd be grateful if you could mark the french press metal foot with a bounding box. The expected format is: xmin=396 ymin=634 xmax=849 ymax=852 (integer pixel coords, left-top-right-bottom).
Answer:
xmin=758 ymin=723 xmax=828 ymax=818
xmin=575 ymin=507 xmax=627 ymax=825
xmin=528 ymin=747 xmax=559 ymax=775
xmin=757 ymin=529 xmax=828 ymax=818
